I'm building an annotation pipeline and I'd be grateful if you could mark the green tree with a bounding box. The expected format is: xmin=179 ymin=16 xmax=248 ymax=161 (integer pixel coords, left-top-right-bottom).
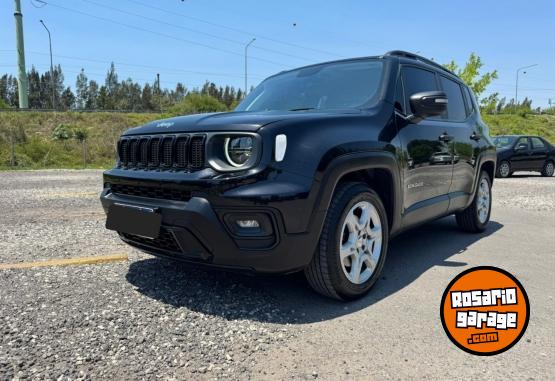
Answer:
xmin=141 ymin=83 xmax=155 ymax=111
xmin=27 ymin=67 xmax=43 ymax=109
xmin=480 ymin=92 xmax=499 ymax=115
xmin=75 ymin=69 xmax=88 ymax=109
xmin=97 ymin=86 xmax=109 ymax=109
xmin=60 ymin=87 xmax=75 ymax=110
xmin=443 ymin=53 xmax=498 ymax=99
xmin=86 ymin=80 xmax=99 ymax=109
xmin=104 ymin=62 xmax=119 ymax=109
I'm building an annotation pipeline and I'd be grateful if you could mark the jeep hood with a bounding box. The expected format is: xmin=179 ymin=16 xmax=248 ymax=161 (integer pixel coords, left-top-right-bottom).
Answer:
xmin=122 ymin=110 xmax=361 ymax=136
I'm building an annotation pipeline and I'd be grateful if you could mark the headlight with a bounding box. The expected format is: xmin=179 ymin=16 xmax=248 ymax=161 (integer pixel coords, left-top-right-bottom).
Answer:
xmin=224 ymin=136 xmax=254 ymax=167
xmin=207 ymin=133 xmax=261 ymax=172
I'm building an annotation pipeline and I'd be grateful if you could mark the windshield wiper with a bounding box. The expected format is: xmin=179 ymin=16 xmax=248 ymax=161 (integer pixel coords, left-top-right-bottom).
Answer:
xmin=288 ymin=107 xmax=316 ymax=112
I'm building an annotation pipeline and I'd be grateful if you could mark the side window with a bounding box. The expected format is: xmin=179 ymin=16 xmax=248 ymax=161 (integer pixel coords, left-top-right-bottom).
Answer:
xmin=516 ymin=137 xmax=530 ymax=150
xmin=531 ymin=137 xmax=546 ymax=149
xmin=462 ymin=86 xmax=474 ymax=115
xmin=401 ymin=66 xmax=438 ymax=115
xmin=439 ymin=76 xmax=467 ymax=121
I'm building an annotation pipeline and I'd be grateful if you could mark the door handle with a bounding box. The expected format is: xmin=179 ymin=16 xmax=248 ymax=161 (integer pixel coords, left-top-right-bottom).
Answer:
xmin=438 ymin=133 xmax=454 ymax=142
xmin=470 ymin=132 xmax=482 ymax=141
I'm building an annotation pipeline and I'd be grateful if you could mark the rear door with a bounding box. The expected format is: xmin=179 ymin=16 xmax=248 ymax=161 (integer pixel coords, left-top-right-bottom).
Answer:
xmin=511 ymin=137 xmax=532 ymax=170
xmin=529 ymin=137 xmax=549 ymax=170
xmin=437 ymin=75 xmax=476 ymax=199
xmin=396 ymin=65 xmax=455 ymax=224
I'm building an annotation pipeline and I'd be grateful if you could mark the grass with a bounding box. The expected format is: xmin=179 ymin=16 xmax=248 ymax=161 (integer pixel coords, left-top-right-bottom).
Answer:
xmin=483 ymin=113 xmax=555 ymax=143
xmin=1 ymin=111 xmax=554 ymax=169
xmin=0 ymin=111 xmax=162 ymax=169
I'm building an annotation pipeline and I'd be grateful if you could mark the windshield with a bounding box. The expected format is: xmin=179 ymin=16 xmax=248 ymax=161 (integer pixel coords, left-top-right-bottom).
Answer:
xmin=493 ymin=136 xmax=517 ymax=148
xmin=236 ymin=59 xmax=384 ymax=112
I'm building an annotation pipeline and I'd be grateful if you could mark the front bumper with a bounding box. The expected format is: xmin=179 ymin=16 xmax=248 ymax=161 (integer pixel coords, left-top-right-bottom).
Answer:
xmin=100 ymin=181 xmax=318 ymax=273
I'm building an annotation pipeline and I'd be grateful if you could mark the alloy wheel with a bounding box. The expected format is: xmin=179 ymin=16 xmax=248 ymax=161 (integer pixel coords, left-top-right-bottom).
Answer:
xmin=339 ymin=201 xmax=383 ymax=284
xmin=477 ymin=177 xmax=491 ymax=224
xmin=499 ymin=162 xmax=510 ymax=177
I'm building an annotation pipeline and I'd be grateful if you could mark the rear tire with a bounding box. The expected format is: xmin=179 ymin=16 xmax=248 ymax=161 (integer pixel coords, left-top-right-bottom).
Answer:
xmin=304 ymin=182 xmax=389 ymax=301
xmin=496 ymin=161 xmax=511 ymax=178
xmin=541 ymin=160 xmax=554 ymax=177
xmin=456 ymin=171 xmax=492 ymax=233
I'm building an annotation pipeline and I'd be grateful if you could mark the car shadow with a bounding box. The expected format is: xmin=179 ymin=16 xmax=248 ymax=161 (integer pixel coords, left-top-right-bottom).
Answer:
xmin=126 ymin=216 xmax=503 ymax=324
xmin=506 ymin=172 xmax=542 ymax=178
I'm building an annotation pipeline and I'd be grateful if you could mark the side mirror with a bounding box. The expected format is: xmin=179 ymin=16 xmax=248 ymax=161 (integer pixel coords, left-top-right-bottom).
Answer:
xmin=408 ymin=91 xmax=448 ymax=123
xmin=515 ymin=143 xmax=528 ymax=151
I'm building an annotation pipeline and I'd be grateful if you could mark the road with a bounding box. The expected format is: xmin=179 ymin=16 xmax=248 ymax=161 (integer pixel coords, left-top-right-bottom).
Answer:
xmin=0 ymin=170 xmax=553 ymax=380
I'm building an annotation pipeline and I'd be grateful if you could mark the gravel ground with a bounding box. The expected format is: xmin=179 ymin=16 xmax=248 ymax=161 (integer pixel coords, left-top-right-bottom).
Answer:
xmin=0 ymin=170 xmax=123 ymax=263
xmin=0 ymin=170 xmax=299 ymax=380
xmin=0 ymin=170 xmax=553 ymax=380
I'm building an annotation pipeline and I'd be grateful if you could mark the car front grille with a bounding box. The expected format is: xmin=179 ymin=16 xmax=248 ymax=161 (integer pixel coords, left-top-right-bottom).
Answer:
xmin=121 ymin=228 xmax=181 ymax=253
xmin=110 ymin=183 xmax=192 ymax=202
xmin=117 ymin=134 xmax=206 ymax=171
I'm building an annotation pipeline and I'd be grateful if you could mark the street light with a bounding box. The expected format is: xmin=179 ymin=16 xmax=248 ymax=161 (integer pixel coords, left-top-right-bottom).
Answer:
xmin=244 ymin=38 xmax=256 ymax=97
xmin=515 ymin=64 xmax=537 ymax=106
xmin=40 ymin=19 xmax=55 ymax=110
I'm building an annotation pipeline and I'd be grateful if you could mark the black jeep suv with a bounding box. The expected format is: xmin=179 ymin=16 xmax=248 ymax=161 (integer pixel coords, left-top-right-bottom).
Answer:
xmin=101 ymin=51 xmax=496 ymax=300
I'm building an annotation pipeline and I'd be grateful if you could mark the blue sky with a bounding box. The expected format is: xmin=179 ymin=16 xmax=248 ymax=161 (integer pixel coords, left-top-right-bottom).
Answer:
xmin=1 ymin=0 xmax=554 ymax=107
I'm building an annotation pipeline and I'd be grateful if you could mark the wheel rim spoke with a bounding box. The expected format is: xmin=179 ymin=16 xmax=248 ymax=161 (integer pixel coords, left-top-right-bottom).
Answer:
xmin=349 ymin=254 xmax=363 ymax=283
xmin=340 ymin=235 xmax=356 ymax=266
xmin=357 ymin=205 xmax=370 ymax=229
xmin=362 ymin=254 xmax=377 ymax=273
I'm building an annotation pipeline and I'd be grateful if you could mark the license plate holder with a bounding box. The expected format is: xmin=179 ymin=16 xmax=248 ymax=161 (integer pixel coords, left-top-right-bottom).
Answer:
xmin=106 ymin=203 xmax=162 ymax=239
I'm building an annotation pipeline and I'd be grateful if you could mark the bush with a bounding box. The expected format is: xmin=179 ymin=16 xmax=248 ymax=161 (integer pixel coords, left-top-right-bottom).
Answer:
xmin=167 ymin=93 xmax=227 ymax=116
xmin=52 ymin=124 xmax=74 ymax=140
xmin=0 ymin=99 xmax=10 ymax=109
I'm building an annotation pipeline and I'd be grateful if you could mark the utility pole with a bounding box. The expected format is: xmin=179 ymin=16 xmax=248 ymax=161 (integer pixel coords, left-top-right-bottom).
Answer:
xmin=14 ymin=0 xmax=29 ymax=108
xmin=244 ymin=38 xmax=256 ymax=97
xmin=40 ymin=19 xmax=55 ymax=110
xmin=157 ymin=73 xmax=161 ymax=112
xmin=515 ymin=64 xmax=538 ymax=106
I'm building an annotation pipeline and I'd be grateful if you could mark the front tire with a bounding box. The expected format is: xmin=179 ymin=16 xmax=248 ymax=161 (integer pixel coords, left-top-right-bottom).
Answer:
xmin=455 ymin=171 xmax=492 ymax=233
xmin=541 ymin=161 xmax=554 ymax=177
xmin=304 ymin=182 xmax=389 ymax=301
xmin=496 ymin=161 xmax=511 ymax=178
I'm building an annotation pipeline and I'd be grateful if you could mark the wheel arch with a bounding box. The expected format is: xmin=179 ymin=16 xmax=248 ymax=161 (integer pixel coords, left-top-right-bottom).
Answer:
xmin=309 ymin=151 xmax=403 ymax=238
xmin=481 ymin=160 xmax=496 ymax=184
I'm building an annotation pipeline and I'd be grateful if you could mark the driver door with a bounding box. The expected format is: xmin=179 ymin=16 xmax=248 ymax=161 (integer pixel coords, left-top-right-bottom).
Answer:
xmin=396 ymin=66 xmax=455 ymax=226
xmin=511 ymin=137 xmax=531 ymax=170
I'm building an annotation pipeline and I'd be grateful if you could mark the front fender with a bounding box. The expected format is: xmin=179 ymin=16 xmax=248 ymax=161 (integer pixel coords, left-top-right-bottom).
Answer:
xmin=306 ymin=150 xmax=403 ymax=239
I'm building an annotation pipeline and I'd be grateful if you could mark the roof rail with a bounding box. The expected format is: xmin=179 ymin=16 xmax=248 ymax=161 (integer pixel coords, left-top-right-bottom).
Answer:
xmin=385 ymin=50 xmax=456 ymax=76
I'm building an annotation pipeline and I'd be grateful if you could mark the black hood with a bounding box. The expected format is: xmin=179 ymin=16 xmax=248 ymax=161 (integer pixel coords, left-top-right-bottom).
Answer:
xmin=122 ymin=110 xmax=361 ymax=136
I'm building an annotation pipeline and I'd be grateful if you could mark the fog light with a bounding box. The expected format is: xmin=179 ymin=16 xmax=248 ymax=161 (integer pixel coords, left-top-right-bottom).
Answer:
xmin=223 ymin=213 xmax=273 ymax=237
xmin=236 ymin=219 xmax=260 ymax=229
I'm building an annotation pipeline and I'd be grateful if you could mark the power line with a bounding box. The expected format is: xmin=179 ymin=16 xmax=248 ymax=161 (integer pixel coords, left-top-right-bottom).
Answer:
xmin=124 ymin=0 xmax=343 ymax=59
xmin=40 ymin=0 xmax=291 ymax=68
xmin=78 ymin=0 xmax=320 ymax=64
